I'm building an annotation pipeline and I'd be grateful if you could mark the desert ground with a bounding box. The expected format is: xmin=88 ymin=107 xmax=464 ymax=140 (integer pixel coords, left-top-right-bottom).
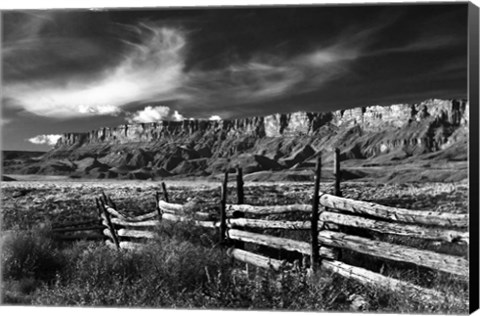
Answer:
xmin=1 ymin=174 xmax=469 ymax=312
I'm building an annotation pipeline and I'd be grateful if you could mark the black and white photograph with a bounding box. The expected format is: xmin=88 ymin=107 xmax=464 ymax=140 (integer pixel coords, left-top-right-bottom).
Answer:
xmin=1 ymin=1 xmax=478 ymax=314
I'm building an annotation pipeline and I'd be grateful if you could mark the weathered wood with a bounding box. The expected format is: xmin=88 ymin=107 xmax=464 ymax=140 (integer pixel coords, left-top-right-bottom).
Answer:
xmin=233 ymin=175 xmax=246 ymax=249
xmin=162 ymin=213 xmax=219 ymax=228
xmin=311 ymin=155 xmax=321 ymax=271
xmin=107 ymin=195 xmax=118 ymax=210
xmin=227 ymin=218 xmax=310 ymax=230
xmin=333 ymin=148 xmax=342 ymax=197
xmin=52 ymin=225 xmax=105 ymax=233
xmin=99 ymin=196 xmax=107 ymax=211
xmin=319 ymin=211 xmax=469 ymax=244
xmin=321 ymin=259 xmax=464 ymax=305
xmin=226 ymin=204 xmax=310 ymax=215
xmin=110 ymin=218 xmax=160 ymax=227
xmin=119 ymin=241 xmax=144 ymax=251
xmin=317 ymin=230 xmax=469 ymax=277
xmin=220 ymin=171 xmax=228 ymax=244
xmin=117 ymin=229 xmax=157 ymax=239
xmin=106 ymin=240 xmax=144 ymax=251
xmin=103 ymin=228 xmax=114 ymax=240
xmin=236 ymin=167 xmax=244 ymax=204
xmin=160 ymin=208 xmax=180 ymax=215
xmin=161 ymin=182 xmax=169 ymax=202
xmin=155 ymin=191 xmax=162 ymax=219
xmin=101 ymin=192 xmax=109 ymax=206
xmin=104 ymin=205 xmax=158 ymax=222
xmin=227 ymin=248 xmax=292 ymax=271
xmin=129 ymin=211 xmax=158 ymax=222
xmin=159 ymin=200 xmax=185 ymax=212
xmin=95 ymin=198 xmax=102 ymax=217
xmin=160 ymin=206 xmax=212 ymax=219
xmin=319 ymin=193 xmax=468 ymax=227
xmin=52 ymin=233 xmax=104 ymax=241
xmin=227 ymin=229 xmax=337 ymax=259
xmin=105 ymin=239 xmax=115 ymax=249
xmin=192 ymin=212 xmax=214 ymax=220
xmin=52 ymin=219 xmax=100 ymax=229
xmin=100 ymin=202 xmax=120 ymax=249
xmin=104 ymin=205 xmax=128 ymax=220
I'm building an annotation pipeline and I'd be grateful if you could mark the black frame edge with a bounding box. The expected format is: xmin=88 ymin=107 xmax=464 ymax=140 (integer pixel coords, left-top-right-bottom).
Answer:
xmin=469 ymin=1 xmax=479 ymax=314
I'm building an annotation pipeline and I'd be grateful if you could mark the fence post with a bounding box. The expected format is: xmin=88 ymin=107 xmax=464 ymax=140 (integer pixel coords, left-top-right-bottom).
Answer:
xmin=107 ymin=195 xmax=117 ymax=210
xmin=236 ymin=167 xmax=244 ymax=204
xmin=101 ymin=191 xmax=109 ymax=207
xmin=234 ymin=167 xmax=245 ymax=250
xmin=220 ymin=171 xmax=228 ymax=245
xmin=155 ymin=191 xmax=162 ymax=219
xmin=310 ymin=155 xmax=321 ymax=272
xmin=95 ymin=197 xmax=102 ymax=217
xmin=99 ymin=198 xmax=120 ymax=249
xmin=161 ymin=182 xmax=169 ymax=202
xmin=334 ymin=148 xmax=342 ymax=197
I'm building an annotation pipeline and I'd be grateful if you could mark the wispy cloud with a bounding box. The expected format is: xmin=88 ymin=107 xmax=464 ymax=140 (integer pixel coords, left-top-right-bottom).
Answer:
xmin=28 ymin=134 xmax=62 ymax=146
xmin=3 ymin=14 xmax=372 ymax=121
xmin=370 ymin=35 xmax=462 ymax=56
xmin=2 ymin=9 xmax=466 ymax=123
xmin=4 ymin=24 xmax=188 ymax=118
xmin=180 ymin=30 xmax=366 ymax=112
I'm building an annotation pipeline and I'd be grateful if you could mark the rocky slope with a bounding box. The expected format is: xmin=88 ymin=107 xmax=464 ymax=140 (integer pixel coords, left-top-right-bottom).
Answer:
xmin=5 ymin=99 xmax=469 ymax=181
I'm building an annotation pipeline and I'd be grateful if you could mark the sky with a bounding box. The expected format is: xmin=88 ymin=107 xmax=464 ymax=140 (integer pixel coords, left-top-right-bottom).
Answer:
xmin=1 ymin=3 xmax=469 ymax=151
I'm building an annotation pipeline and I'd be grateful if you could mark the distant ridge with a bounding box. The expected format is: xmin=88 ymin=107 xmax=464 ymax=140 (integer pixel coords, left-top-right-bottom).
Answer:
xmin=3 ymin=99 xmax=469 ymax=182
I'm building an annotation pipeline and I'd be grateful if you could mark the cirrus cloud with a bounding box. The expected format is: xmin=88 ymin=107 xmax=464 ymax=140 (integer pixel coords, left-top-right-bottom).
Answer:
xmin=2 ymin=7 xmax=467 ymax=126
xmin=4 ymin=24 xmax=188 ymax=118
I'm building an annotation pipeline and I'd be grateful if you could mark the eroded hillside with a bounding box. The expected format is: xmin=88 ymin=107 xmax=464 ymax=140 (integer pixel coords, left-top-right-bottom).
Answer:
xmin=4 ymin=99 xmax=469 ymax=182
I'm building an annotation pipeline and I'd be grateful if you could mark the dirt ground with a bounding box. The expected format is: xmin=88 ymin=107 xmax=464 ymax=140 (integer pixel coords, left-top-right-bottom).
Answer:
xmin=1 ymin=175 xmax=469 ymax=231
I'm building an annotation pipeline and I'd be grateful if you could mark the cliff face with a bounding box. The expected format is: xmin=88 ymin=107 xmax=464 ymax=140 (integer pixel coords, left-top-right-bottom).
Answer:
xmin=23 ymin=98 xmax=468 ymax=179
xmin=56 ymin=98 xmax=468 ymax=149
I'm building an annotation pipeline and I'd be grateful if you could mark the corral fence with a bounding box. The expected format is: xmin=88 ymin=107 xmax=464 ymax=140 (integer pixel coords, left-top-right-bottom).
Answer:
xmin=52 ymin=148 xmax=469 ymax=305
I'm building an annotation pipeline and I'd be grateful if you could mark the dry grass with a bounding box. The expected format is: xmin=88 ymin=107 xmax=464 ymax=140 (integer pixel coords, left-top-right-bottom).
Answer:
xmin=0 ymin=179 xmax=469 ymax=312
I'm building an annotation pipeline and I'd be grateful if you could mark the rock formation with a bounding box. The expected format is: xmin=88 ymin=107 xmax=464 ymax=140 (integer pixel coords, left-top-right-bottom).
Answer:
xmin=7 ymin=99 xmax=469 ymax=180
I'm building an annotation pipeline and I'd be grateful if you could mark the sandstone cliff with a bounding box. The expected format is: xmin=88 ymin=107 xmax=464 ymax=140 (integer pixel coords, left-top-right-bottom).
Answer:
xmin=13 ymin=98 xmax=469 ymax=180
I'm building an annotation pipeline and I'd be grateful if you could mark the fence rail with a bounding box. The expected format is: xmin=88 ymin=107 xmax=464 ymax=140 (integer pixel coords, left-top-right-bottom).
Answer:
xmin=227 ymin=247 xmax=291 ymax=272
xmin=227 ymin=204 xmax=311 ymax=215
xmin=49 ymin=148 xmax=468 ymax=306
xmin=319 ymin=193 xmax=468 ymax=227
xmin=318 ymin=210 xmax=469 ymax=244
xmin=227 ymin=218 xmax=311 ymax=230
xmin=317 ymin=230 xmax=468 ymax=278
xmin=51 ymin=218 xmax=104 ymax=241
xmin=216 ymin=150 xmax=468 ymax=305
xmin=320 ymin=259 xmax=464 ymax=306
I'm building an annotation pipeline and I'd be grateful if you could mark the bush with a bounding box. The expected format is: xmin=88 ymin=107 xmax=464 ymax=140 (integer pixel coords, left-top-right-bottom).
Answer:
xmin=33 ymin=233 xmax=231 ymax=307
xmin=2 ymin=224 xmax=468 ymax=312
xmin=2 ymin=230 xmax=64 ymax=282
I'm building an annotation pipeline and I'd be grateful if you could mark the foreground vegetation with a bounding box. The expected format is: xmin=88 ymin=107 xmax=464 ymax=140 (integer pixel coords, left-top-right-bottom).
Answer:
xmin=1 ymin=179 xmax=469 ymax=312
xmin=1 ymin=223 xmax=467 ymax=312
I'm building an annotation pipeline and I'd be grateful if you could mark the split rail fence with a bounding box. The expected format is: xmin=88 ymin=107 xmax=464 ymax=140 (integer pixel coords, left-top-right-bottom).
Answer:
xmin=52 ymin=149 xmax=469 ymax=305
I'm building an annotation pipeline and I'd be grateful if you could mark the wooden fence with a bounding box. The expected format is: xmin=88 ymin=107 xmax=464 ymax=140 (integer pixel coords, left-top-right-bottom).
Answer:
xmin=51 ymin=219 xmax=104 ymax=241
xmin=221 ymin=151 xmax=468 ymax=305
xmin=51 ymin=148 xmax=469 ymax=305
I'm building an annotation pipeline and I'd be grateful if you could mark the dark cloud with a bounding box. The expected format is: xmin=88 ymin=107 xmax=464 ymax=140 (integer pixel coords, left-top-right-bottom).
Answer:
xmin=1 ymin=4 xmax=468 ymax=149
